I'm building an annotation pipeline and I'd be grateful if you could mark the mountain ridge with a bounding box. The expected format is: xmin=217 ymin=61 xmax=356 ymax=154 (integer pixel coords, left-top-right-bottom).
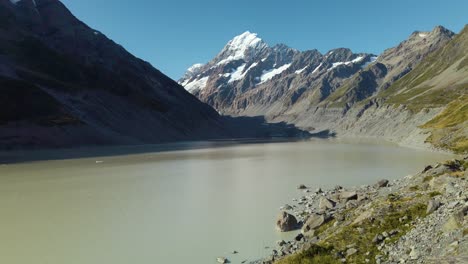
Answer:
xmin=0 ymin=0 xmax=307 ymax=149
xmin=180 ymin=25 xmax=467 ymax=153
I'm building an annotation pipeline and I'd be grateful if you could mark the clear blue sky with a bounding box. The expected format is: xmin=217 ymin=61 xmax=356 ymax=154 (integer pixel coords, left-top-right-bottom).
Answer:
xmin=61 ymin=0 xmax=467 ymax=80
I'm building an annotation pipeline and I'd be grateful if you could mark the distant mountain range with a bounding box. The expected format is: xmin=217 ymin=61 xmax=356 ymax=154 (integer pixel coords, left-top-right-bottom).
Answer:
xmin=180 ymin=26 xmax=467 ymax=153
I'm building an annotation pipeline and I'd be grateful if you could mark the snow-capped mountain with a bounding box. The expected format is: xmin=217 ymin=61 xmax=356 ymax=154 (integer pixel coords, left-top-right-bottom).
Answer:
xmin=179 ymin=27 xmax=455 ymax=120
xmin=179 ymin=31 xmax=375 ymax=114
xmin=177 ymin=26 xmax=468 ymax=154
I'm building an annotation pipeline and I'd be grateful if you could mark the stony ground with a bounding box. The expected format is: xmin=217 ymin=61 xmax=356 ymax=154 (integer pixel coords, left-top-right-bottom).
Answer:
xmin=248 ymin=157 xmax=468 ymax=264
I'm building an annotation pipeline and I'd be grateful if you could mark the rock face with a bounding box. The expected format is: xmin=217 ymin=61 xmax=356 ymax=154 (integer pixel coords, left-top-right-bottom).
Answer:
xmin=276 ymin=212 xmax=298 ymax=232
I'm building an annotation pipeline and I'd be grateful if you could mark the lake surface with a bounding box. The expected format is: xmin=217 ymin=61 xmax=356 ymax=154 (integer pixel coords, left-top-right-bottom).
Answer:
xmin=0 ymin=139 xmax=453 ymax=264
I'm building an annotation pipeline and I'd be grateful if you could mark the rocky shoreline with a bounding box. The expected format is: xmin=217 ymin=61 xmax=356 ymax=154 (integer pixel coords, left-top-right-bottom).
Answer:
xmin=249 ymin=157 xmax=468 ymax=264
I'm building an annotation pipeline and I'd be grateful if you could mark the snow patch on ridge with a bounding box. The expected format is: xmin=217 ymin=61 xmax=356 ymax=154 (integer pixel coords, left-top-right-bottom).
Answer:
xmin=184 ymin=76 xmax=209 ymax=92
xmin=227 ymin=62 xmax=258 ymax=83
xmin=180 ymin=63 xmax=205 ymax=82
xmin=295 ymin=66 xmax=308 ymax=74
xmin=328 ymin=56 xmax=365 ymax=71
xmin=259 ymin=64 xmax=291 ymax=84
xmin=361 ymin=56 xmax=378 ymax=69
xmin=312 ymin=63 xmax=323 ymax=74
xmin=228 ymin=64 xmax=247 ymax=83
xmin=188 ymin=63 xmax=204 ymax=73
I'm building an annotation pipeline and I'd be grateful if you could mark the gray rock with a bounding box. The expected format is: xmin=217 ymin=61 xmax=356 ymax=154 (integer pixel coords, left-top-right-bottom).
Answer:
xmin=357 ymin=194 xmax=368 ymax=202
xmin=295 ymin=233 xmax=304 ymax=241
xmin=319 ymin=197 xmax=336 ymax=210
xmin=217 ymin=257 xmax=229 ymax=263
xmin=340 ymin=191 xmax=358 ymax=201
xmin=426 ymin=199 xmax=441 ymax=214
xmin=375 ymin=179 xmax=389 ymax=188
xmin=372 ymin=234 xmax=384 ymax=244
xmin=430 ymin=164 xmax=452 ymax=175
xmin=301 ymin=214 xmax=331 ymax=234
xmin=346 ymin=200 xmax=358 ymax=209
xmin=443 ymin=210 xmax=464 ymax=232
xmin=445 ymin=182 xmax=458 ymax=194
xmin=448 ymin=201 xmax=459 ymax=209
xmin=409 ymin=248 xmax=420 ymax=260
xmin=422 ymin=165 xmax=433 ymax=173
xmin=276 ymin=211 xmax=298 ymax=232
xmin=277 ymin=240 xmax=286 ymax=247
xmin=297 ymin=184 xmax=307 ymax=190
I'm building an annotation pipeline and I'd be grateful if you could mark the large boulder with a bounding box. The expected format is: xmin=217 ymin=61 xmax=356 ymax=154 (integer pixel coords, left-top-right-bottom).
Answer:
xmin=340 ymin=191 xmax=358 ymax=201
xmin=276 ymin=211 xmax=298 ymax=232
xmin=217 ymin=257 xmax=228 ymax=263
xmin=319 ymin=197 xmax=336 ymax=210
xmin=375 ymin=179 xmax=389 ymax=188
xmin=301 ymin=214 xmax=331 ymax=234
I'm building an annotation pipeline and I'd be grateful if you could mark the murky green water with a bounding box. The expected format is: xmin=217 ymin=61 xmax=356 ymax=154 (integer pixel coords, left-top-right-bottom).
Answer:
xmin=0 ymin=139 xmax=452 ymax=264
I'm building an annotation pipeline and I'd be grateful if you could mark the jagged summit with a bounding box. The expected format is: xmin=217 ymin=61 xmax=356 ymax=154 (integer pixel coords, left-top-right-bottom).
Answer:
xmin=213 ymin=31 xmax=269 ymax=65
xmin=226 ymin=31 xmax=263 ymax=50
xmin=410 ymin=25 xmax=455 ymax=40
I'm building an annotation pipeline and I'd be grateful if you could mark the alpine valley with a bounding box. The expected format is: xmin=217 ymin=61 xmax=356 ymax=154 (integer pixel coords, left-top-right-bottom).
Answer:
xmin=0 ymin=1 xmax=467 ymax=264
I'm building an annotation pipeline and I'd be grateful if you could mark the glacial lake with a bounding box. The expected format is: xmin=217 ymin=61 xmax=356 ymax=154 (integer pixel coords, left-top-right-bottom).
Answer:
xmin=0 ymin=139 xmax=453 ymax=264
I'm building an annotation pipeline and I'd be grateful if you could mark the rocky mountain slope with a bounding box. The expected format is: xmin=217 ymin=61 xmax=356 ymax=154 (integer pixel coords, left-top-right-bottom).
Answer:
xmin=0 ymin=0 xmax=228 ymax=148
xmin=181 ymin=26 xmax=467 ymax=153
xmin=251 ymin=157 xmax=468 ymax=264
xmin=0 ymin=0 xmax=307 ymax=149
